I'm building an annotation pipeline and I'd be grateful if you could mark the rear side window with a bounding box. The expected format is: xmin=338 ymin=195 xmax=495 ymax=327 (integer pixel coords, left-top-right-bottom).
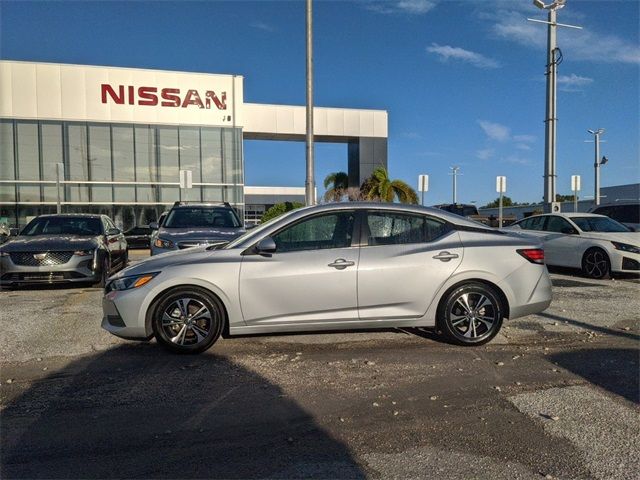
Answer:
xmin=366 ymin=212 xmax=447 ymax=246
xmin=518 ymin=216 xmax=546 ymax=231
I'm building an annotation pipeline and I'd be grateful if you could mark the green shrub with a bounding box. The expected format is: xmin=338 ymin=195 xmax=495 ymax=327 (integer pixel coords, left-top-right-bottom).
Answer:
xmin=261 ymin=202 xmax=304 ymax=223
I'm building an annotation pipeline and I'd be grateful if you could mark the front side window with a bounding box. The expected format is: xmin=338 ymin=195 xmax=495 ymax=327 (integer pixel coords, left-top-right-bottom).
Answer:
xmin=164 ymin=207 xmax=241 ymax=229
xmin=545 ymin=216 xmax=574 ymax=233
xmin=272 ymin=212 xmax=355 ymax=253
xmin=366 ymin=212 xmax=447 ymax=246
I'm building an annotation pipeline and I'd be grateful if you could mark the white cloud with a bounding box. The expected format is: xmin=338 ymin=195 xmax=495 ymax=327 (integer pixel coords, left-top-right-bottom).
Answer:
xmin=426 ymin=43 xmax=500 ymax=69
xmin=491 ymin=8 xmax=640 ymax=65
xmin=556 ymin=73 xmax=594 ymax=92
xmin=504 ymin=155 xmax=532 ymax=166
xmin=366 ymin=0 xmax=436 ymax=15
xmin=478 ymin=120 xmax=510 ymax=142
xmin=476 ymin=148 xmax=494 ymax=160
xmin=513 ymin=134 xmax=536 ymax=143
xmin=250 ymin=21 xmax=275 ymax=32
xmin=515 ymin=143 xmax=531 ymax=151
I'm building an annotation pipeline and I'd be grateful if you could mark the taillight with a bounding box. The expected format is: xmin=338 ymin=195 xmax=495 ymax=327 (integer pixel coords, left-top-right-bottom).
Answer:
xmin=517 ymin=248 xmax=544 ymax=264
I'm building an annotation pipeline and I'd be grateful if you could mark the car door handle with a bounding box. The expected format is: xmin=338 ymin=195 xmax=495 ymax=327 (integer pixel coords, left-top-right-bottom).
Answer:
xmin=433 ymin=251 xmax=459 ymax=262
xmin=328 ymin=259 xmax=355 ymax=269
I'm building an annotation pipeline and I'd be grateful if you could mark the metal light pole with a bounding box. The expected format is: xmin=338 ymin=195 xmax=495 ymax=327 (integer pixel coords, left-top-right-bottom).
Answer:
xmin=571 ymin=174 xmax=581 ymax=212
xmin=418 ymin=174 xmax=429 ymax=206
xmin=587 ymin=128 xmax=607 ymax=206
xmin=449 ymin=166 xmax=461 ymax=204
xmin=496 ymin=176 xmax=506 ymax=229
xmin=529 ymin=0 xmax=582 ymax=211
xmin=304 ymin=0 xmax=315 ymax=206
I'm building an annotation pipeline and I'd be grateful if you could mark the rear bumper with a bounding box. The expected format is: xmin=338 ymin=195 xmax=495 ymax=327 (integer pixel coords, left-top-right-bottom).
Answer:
xmin=501 ymin=266 xmax=553 ymax=320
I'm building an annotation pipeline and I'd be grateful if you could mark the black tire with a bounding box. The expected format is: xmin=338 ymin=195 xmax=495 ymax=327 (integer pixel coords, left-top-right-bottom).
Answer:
xmin=122 ymin=248 xmax=129 ymax=268
xmin=95 ymin=257 xmax=110 ymax=288
xmin=151 ymin=287 xmax=224 ymax=354
xmin=437 ymin=282 xmax=504 ymax=346
xmin=581 ymin=248 xmax=611 ymax=279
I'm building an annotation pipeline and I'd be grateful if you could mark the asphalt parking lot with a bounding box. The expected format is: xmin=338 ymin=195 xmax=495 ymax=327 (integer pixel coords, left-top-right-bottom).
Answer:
xmin=1 ymin=252 xmax=638 ymax=479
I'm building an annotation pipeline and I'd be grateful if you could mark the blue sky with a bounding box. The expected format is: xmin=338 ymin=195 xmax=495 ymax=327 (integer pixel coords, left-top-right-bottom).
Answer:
xmin=1 ymin=0 xmax=638 ymax=205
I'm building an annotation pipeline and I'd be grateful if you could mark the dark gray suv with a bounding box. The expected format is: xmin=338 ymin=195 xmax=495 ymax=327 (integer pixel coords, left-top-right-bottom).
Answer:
xmin=150 ymin=203 xmax=245 ymax=256
xmin=0 ymin=214 xmax=127 ymax=287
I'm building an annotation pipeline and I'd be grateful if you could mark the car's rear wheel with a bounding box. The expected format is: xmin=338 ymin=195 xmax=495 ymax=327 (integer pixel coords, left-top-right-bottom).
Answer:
xmin=152 ymin=287 xmax=224 ymax=354
xmin=581 ymin=248 xmax=610 ymax=279
xmin=96 ymin=257 xmax=110 ymax=288
xmin=438 ymin=283 xmax=504 ymax=346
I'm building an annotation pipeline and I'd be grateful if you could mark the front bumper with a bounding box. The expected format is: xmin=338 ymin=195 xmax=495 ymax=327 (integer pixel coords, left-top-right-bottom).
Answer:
xmin=102 ymin=293 xmax=149 ymax=339
xmin=0 ymin=254 xmax=101 ymax=286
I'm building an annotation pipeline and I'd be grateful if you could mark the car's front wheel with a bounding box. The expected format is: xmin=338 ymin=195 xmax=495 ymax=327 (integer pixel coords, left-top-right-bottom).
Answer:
xmin=151 ymin=287 xmax=224 ymax=354
xmin=581 ymin=248 xmax=610 ymax=279
xmin=438 ymin=282 xmax=504 ymax=346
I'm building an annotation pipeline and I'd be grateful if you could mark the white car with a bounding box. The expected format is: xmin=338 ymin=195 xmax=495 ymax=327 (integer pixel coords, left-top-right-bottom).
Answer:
xmin=507 ymin=213 xmax=640 ymax=278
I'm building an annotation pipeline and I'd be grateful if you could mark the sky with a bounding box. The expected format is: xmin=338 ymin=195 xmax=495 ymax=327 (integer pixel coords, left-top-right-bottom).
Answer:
xmin=1 ymin=0 xmax=638 ymax=205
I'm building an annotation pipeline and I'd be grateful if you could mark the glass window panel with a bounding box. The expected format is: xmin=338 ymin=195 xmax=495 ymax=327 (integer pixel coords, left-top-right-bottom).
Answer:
xmin=158 ymin=127 xmax=179 ymax=183
xmin=203 ymin=186 xmax=223 ymax=202
xmin=41 ymin=123 xmax=63 ymax=181
xmin=0 ymin=121 xmax=15 ymax=180
xmin=160 ymin=186 xmax=179 ymax=203
xmin=201 ymin=128 xmax=223 ymax=183
xmin=0 ymin=185 xmax=16 ymax=203
xmin=273 ymin=212 xmax=355 ymax=252
xmin=114 ymin=186 xmax=135 ymax=203
xmin=179 ymin=127 xmax=201 ymax=202
xmin=222 ymin=128 xmax=241 ymax=184
xmin=112 ymin=126 xmax=135 ymax=182
xmin=43 ymin=186 xmax=64 ymax=203
xmin=135 ymin=126 xmax=157 ymax=202
xmin=66 ymin=124 xmax=89 ymax=202
xmin=18 ymin=186 xmax=40 ymax=202
xmin=16 ymin=122 xmax=39 ymax=180
xmin=88 ymin=125 xmax=112 ymax=202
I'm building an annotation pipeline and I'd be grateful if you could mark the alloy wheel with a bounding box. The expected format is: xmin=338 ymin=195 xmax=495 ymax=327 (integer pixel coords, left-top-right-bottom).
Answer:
xmin=583 ymin=250 xmax=609 ymax=278
xmin=448 ymin=292 xmax=498 ymax=340
xmin=161 ymin=298 xmax=212 ymax=346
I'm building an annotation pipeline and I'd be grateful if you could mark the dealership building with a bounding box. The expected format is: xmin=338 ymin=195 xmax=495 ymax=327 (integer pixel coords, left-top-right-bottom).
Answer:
xmin=0 ymin=60 xmax=388 ymax=229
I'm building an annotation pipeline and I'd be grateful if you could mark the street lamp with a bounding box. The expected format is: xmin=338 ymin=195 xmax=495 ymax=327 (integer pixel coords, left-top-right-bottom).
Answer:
xmin=449 ymin=166 xmax=461 ymax=204
xmin=528 ymin=0 xmax=582 ymax=210
xmin=305 ymin=0 xmax=315 ymax=206
xmin=587 ymin=128 xmax=606 ymax=206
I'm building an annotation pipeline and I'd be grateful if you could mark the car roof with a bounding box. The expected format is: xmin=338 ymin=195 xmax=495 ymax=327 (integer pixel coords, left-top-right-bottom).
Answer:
xmin=35 ymin=213 xmax=104 ymax=219
xmin=521 ymin=212 xmax=605 ymax=219
xmin=592 ymin=202 xmax=639 ymax=208
xmin=171 ymin=203 xmax=231 ymax=209
xmin=286 ymin=202 xmax=494 ymax=229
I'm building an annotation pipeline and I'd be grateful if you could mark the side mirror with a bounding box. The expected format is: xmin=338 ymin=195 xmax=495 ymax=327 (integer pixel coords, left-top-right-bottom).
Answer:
xmin=245 ymin=224 xmax=257 ymax=230
xmin=149 ymin=222 xmax=159 ymax=230
xmin=255 ymin=236 xmax=277 ymax=257
xmin=561 ymin=227 xmax=577 ymax=235
xmin=9 ymin=228 xmax=19 ymax=236
xmin=627 ymin=226 xmax=636 ymax=232
xmin=106 ymin=228 xmax=121 ymax=236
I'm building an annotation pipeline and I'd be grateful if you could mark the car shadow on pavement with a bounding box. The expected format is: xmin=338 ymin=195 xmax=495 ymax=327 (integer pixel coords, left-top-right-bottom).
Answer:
xmin=1 ymin=345 xmax=365 ymax=479
xmin=538 ymin=312 xmax=639 ymax=341
xmin=551 ymin=348 xmax=639 ymax=405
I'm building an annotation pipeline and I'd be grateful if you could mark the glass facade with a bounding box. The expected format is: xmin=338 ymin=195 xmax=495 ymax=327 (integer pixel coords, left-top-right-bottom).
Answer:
xmin=0 ymin=119 xmax=244 ymax=230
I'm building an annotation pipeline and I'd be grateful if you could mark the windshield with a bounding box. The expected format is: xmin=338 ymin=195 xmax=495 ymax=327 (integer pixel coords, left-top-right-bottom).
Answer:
xmin=223 ymin=208 xmax=301 ymax=249
xmin=164 ymin=207 xmax=241 ymax=229
xmin=570 ymin=216 xmax=630 ymax=233
xmin=21 ymin=216 xmax=103 ymax=236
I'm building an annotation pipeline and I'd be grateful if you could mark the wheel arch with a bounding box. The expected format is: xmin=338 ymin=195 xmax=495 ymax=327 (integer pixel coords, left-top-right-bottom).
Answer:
xmin=435 ymin=278 xmax=510 ymax=326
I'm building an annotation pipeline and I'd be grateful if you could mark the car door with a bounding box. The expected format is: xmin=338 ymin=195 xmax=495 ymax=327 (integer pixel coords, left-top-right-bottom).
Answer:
xmin=542 ymin=216 xmax=580 ymax=267
xmin=357 ymin=210 xmax=463 ymax=320
xmin=103 ymin=217 xmax=124 ymax=264
xmin=239 ymin=210 xmax=359 ymax=326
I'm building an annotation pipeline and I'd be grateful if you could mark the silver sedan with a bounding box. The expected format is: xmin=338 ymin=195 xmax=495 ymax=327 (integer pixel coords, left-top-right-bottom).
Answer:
xmin=102 ymin=203 xmax=552 ymax=353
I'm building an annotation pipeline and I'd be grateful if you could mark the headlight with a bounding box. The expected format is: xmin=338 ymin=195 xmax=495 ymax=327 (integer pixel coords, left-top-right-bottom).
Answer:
xmin=154 ymin=238 xmax=174 ymax=249
xmin=0 ymin=251 xmax=9 ymax=257
xmin=611 ymin=241 xmax=640 ymax=254
xmin=74 ymin=249 xmax=93 ymax=256
xmin=106 ymin=272 xmax=159 ymax=292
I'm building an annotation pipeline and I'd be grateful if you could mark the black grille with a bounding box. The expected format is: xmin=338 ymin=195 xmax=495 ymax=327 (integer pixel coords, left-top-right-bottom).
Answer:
xmin=1 ymin=271 xmax=85 ymax=282
xmin=622 ymin=257 xmax=640 ymax=271
xmin=9 ymin=251 xmax=74 ymax=266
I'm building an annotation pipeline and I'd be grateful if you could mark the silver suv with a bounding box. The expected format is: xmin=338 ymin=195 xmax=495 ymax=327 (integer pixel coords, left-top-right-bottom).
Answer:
xmin=150 ymin=202 xmax=245 ymax=256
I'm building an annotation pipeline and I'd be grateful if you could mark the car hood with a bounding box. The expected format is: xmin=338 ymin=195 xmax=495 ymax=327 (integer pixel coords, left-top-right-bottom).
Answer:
xmin=112 ymin=246 xmax=231 ymax=279
xmin=579 ymin=231 xmax=640 ymax=245
xmin=157 ymin=227 xmax=245 ymax=242
xmin=0 ymin=235 xmax=99 ymax=252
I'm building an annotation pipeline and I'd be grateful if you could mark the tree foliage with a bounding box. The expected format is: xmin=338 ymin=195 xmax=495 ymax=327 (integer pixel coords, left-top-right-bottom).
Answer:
xmin=261 ymin=202 xmax=304 ymax=223
xmin=360 ymin=167 xmax=418 ymax=204
xmin=323 ymin=171 xmax=349 ymax=202
xmin=482 ymin=196 xmax=514 ymax=208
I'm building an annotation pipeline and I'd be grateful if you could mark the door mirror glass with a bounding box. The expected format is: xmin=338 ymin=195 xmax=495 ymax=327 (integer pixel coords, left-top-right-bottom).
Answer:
xmin=255 ymin=237 xmax=277 ymax=256
xmin=149 ymin=222 xmax=159 ymax=230
xmin=106 ymin=227 xmax=121 ymax=236
xmin=561 ymin=227 xmax=576 ymax=235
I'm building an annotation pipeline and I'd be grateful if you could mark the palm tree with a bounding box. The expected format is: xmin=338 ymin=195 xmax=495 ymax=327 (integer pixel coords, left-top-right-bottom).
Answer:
xmin=361 ymin=166 xmax=418 ymax=204
xmin=323 ymin=171 xmax=349 ymax=202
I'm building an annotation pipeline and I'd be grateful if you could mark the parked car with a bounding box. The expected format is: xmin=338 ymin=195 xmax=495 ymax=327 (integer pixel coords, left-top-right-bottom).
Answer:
xmin=432 ymin=203 xmax=502 ymax=226
xmin=0 ymin=223 xmax=9 ymax=244
xmin=590 ymin=202 xmax=639 ymax=231
xmin=124 ymin=225 xmax=152 ymax=249
xmin=0 ymin=214 xmax=128 ymax=287
xmin=150 ymin=202 xmax=245 ymax=256
xmin=507 ymin=213 xmax=639 ymax=278
xmin=102 ymin=202 xmax=552 ymax=354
